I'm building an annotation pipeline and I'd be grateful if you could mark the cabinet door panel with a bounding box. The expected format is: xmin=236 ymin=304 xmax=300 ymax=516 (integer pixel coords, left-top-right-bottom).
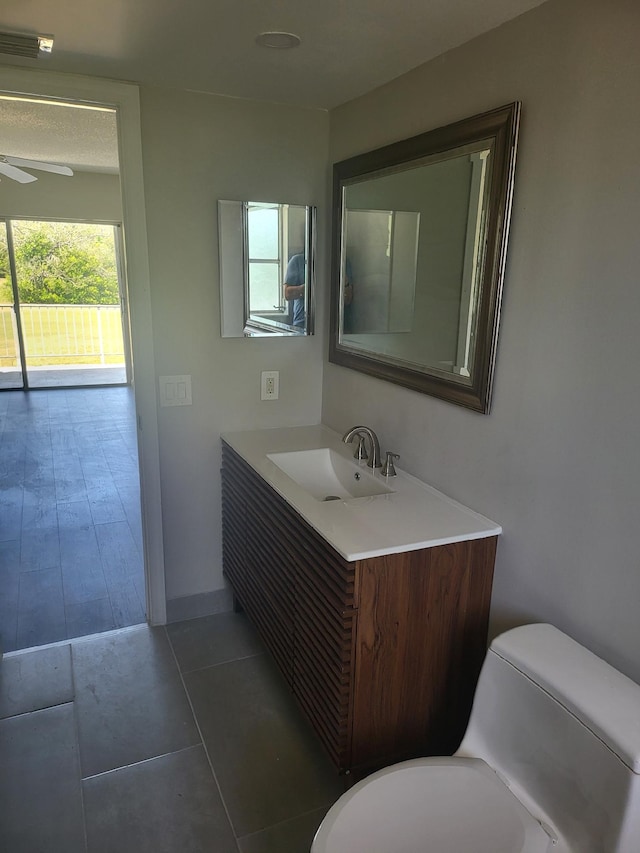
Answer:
xmin=350 ymin=539 xmax=496 ymax=767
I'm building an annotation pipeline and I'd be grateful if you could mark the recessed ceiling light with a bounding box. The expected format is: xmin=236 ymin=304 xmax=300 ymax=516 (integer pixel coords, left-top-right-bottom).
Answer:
xmin=255 ymin=31 xmax=301 ymax=50
xmin=0 ymin=31 xmax=54 ymax=58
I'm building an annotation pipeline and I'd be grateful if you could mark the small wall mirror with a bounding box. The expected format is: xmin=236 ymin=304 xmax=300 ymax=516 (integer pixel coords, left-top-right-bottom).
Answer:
xmin=329 ymin=103 xmax=520 ymax=412
xmin=219 ymin=200 xmax=315 ymax=337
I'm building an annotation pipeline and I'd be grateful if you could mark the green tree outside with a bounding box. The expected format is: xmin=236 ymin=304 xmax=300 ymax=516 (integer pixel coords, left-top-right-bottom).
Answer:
xmin=0 ymin=220 xmax=125 ymax=369
xmin=7 ymin=220 xmax=119 ymax=305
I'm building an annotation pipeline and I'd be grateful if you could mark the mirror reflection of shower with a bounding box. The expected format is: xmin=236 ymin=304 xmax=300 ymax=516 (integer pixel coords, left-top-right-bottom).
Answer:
xmin=341 ymin=208 xmax=420 ymax=337
xmin=338 ymin=145 xmax=491 ymax=378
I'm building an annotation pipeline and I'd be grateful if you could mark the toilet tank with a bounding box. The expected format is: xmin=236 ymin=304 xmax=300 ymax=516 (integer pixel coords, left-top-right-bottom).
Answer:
xmin=457 ymin=624 xmax=640 ymax=852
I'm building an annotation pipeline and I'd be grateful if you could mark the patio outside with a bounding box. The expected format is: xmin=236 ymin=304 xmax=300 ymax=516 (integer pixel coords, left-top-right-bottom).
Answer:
xmin=0 ymin=219 xmax=127 ymax=388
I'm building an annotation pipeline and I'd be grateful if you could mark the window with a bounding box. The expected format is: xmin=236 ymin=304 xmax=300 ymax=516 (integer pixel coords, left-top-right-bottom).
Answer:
xmin=246 ymin=202 xmax=284 ymax=315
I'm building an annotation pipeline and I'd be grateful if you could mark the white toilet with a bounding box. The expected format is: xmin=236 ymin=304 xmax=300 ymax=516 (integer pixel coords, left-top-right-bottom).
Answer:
xmin=312 ymin=623 xmax=640 ymax=853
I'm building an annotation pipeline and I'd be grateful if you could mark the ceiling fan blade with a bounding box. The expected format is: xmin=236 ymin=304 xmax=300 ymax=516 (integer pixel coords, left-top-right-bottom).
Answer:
xmin=0 ymin=162 xmax=37 ymax=183
xmin=4 ymin=155 xmax=73 ymax=176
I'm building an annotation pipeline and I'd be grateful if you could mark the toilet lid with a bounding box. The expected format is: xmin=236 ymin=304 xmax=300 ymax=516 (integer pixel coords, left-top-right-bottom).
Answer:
xmin=312 ymin=757 xmax=553 ymax=853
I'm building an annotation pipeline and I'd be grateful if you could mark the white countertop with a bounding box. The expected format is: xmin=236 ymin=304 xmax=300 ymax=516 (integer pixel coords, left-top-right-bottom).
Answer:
xmin=221 ymin=424 xmax=501 ymax=562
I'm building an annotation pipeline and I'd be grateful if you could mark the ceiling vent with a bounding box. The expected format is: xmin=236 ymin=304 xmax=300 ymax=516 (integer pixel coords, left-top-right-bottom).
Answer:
xmin=0 ymin=32 xmax=54 ymax=59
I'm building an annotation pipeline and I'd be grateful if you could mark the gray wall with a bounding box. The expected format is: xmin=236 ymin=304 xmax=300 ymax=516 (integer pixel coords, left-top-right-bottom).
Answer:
xmin=0 ymin=170 xmax=121 ymax=221
xmin=323 ymin=0 xmax=640 ymax=681
xmin=138 ymin=87 xmax=329 ymax=606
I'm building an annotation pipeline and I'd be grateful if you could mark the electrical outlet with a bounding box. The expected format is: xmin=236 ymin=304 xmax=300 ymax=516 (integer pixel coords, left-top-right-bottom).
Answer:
xmin=261 ymin=370 xmax=279 ymax=400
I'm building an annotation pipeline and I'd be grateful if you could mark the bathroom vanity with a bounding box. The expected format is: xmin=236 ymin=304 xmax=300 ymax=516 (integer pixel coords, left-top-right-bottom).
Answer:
xmin=220 ymin=425 xmax=500 ymax=774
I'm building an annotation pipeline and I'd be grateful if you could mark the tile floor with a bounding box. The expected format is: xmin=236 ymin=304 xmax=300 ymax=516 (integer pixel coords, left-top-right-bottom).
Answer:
xmin=0 ymin=611 xmax=346 ymax=852
xmin=0 ymin=386 xmax=145 ymax=652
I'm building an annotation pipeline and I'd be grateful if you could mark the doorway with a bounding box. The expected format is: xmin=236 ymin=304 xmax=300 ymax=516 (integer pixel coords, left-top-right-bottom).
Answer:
xmin=0 ymin=98 xmax=144 ymax=651
xmin=0 ymin=68 xmax=167 ymax=645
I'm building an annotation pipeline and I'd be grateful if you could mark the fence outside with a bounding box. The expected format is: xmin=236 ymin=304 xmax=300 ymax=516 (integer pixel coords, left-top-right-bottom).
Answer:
xmin=0 ymin=304 xmax=125 ymax=368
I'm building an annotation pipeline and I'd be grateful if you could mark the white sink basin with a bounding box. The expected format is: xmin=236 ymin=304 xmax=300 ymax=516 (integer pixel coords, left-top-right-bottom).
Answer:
xmin=267 ymin=448 xmax=394 ymax=501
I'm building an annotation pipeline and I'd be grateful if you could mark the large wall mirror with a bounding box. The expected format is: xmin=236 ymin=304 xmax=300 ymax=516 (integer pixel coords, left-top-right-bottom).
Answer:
xmin=219 ymin=199 xmax=315 ymax=337
xmin=329 ymin=103 xmax=520 ymax=412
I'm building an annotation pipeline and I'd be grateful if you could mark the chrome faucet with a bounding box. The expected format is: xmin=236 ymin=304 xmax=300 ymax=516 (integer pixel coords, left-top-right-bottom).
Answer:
xmin=381 ymin=451 xmax=400 ymax=477
xmin=342 ymin=425 xmax=382 ymax=469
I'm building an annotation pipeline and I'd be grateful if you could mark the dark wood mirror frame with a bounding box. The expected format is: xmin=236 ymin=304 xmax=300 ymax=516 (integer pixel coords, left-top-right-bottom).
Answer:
xmin=329 ymin=102 xmax=521 ymax=414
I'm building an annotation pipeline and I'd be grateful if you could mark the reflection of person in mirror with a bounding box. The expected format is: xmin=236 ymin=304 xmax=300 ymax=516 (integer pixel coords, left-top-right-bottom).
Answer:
xmin=284 ymin=253 xmax=306 ymax=329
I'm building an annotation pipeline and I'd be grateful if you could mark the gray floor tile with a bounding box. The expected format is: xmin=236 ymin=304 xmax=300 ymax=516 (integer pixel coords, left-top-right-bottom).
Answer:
xmin=87 ymin=480 xmax=127 ymax=525
xmin=0 ymin=569 xmax=19 ymax=653
xmin=133 ymin=567 xmax=147 ymax=609
xmin=17 ymin=566 xmax=67 ymax=648
xmin=0 ymin=498 xmax=22 ymax=542
xmin=238 ymin=806 xmax=328 ymax=853
xmin=22 ymin=481 xmax=57 ymax=507
xmin=107 ymin=575 xmax=146 ymax=628
xmin=0 ymin=540 xmax=20 ymax=652
xmin=57 ymin=497 xmax=94 ymax=530
xmin=66 ymin=597 xmax=116 ymax=639
xmin=0 ymin=643 xmax=73 ymax=719
xmin=60 ymin=526 xmax=109 ymax=604
xmin=103 ymin=439 xmax=138 ymax=476
xmin=78 ymin=451 xmax=112 ymax=480
xmin=83 ymin=746 xmax=237 ymax=853
xmin=0 ymin=703 xmax=85 ymax=853
xmin=95 ymin=520 xmax=142 ymax=581
xmin=166 ymin=611 xmax=264 ymax=673
xmin=19 ymin=525 xmax=61 ymax=571
xmin=73 ymin=625 xmax=200 ymax=777
xmin=0 ymin=537 xmax=21 ymax=570
xmin=117 ymin=483 xmax=144 ymax=553
xmin=54 ymin=459 xmax=88 ymax=503
xmin=21 ymin=495 xmax=58 ymax=528
xmin=51 ymin=427 xmax=80 ymax=454
xmin=184 ymin=653 xmax=344 ymax=837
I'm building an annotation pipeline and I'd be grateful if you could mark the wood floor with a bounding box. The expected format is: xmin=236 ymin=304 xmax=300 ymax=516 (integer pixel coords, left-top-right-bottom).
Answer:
xmin=0 ymin=386 xmax=145 ymax=653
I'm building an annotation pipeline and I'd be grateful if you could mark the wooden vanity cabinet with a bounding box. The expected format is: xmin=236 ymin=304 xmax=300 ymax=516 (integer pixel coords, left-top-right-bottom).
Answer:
xmin=221 ymin=441 xmax=497 ymax=773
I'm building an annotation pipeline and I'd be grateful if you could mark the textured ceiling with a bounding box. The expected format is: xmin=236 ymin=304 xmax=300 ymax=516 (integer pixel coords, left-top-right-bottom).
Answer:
xmin=0 ymin=97 xmax=118 ymax=172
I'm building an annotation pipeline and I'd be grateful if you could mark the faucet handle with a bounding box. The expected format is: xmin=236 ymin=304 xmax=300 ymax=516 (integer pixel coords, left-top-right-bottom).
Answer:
xmin=381 ymin=451 xmax=400 ymax=477
xmin=353 ymin=434 xmax=369 ymax=462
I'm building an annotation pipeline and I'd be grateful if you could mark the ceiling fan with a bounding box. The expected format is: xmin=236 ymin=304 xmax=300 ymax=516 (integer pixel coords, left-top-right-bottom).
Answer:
xmin=0 ymin=154 xmax=74 ymax=184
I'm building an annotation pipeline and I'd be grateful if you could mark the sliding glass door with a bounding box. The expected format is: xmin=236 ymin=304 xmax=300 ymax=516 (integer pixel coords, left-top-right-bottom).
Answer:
xmin=0 ymin=220 xmax=24 ymax=389
xmin=0 ymin=218 xmax=131 ymax=390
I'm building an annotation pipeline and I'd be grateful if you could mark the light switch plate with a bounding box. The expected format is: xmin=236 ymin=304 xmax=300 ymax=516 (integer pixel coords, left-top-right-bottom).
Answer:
xmin=159 ymin=375 xmax=192 ymax=406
